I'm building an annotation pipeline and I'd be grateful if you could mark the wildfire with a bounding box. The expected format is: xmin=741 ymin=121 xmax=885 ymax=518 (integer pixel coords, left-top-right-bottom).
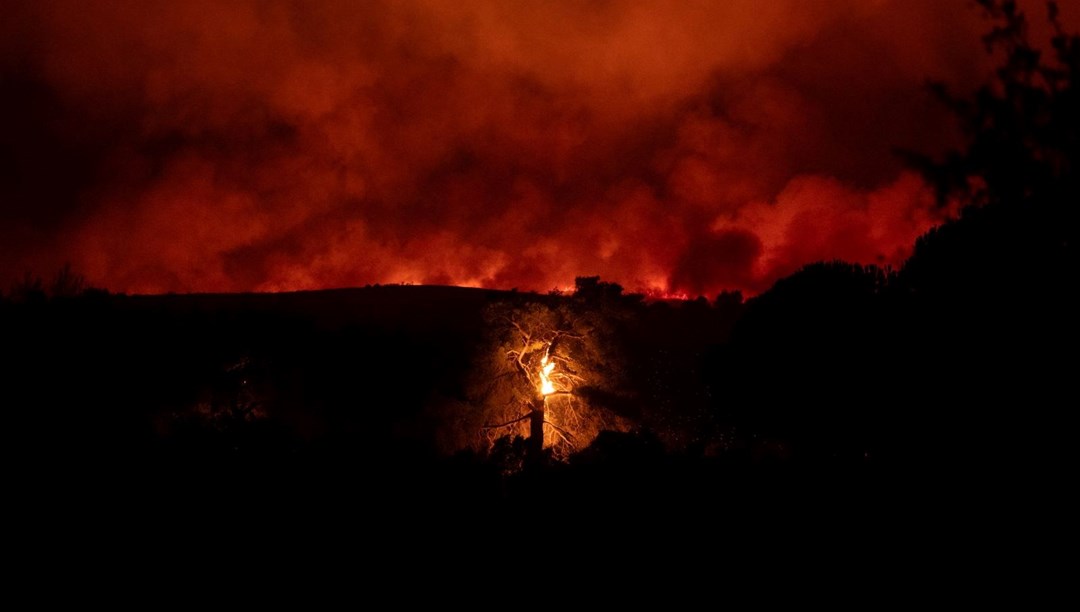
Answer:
xmin=539 ymin=354 xmax=556 ymax=396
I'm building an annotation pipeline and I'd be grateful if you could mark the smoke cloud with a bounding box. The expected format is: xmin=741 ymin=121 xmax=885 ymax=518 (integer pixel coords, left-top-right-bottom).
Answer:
xmin=2 ymin=1 xmax=1074 ymax=295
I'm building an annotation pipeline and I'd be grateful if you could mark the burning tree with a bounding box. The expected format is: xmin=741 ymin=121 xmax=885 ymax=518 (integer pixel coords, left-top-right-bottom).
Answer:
xmin=468 ymin=289 xmax=631 ymax=467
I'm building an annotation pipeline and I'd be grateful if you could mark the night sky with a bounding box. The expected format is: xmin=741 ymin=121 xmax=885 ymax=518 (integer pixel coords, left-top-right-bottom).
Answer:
xmin=3 ymin=1 xmax=1075 ymax=296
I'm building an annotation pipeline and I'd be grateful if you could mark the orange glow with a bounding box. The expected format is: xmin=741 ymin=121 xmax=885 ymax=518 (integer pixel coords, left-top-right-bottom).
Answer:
xmin=539 ymin=353 xmax=556 ymax=396
xmin=4 ymin=1 xmax=1047 ymax=296
xmin=642 ymin=288 xmax=692 ymax=301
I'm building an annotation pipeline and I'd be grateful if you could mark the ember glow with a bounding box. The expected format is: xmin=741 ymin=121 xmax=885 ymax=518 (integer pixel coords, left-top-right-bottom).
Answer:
xmin=3 ymin=1 xmax=1077 ymax=296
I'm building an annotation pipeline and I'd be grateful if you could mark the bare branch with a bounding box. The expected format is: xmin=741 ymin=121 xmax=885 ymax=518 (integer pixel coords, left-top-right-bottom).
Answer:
xmin=544 ymin=422 xmax=576 ymax=448
xmin=560 ymin=396 xmax=584 ymax=421
xmin=553 ymin=371 xmax=584 ymax=383
xmin=552 ymin=330 xmax=584 ymax=340
xmin=514 ymin=354 xmax=535 ymax=385
xmin=543 ymin=420 xmax=574 ymax=438
xmin=482 ymin=412 xmax=534 ymax=430
xmin=507 ymin=319 xmax=531 ymax=346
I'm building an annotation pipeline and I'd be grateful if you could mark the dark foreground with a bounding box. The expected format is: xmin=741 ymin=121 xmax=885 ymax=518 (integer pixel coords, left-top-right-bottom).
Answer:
xmin=4 ymin=275 xmax=1072 ymax=547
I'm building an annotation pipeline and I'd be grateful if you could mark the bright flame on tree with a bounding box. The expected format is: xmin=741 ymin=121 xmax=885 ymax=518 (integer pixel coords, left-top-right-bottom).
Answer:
xmin=480 ymin=300 xmax=625 ymax=464
xmin=539 ymin=353 xmax=556 ymax=396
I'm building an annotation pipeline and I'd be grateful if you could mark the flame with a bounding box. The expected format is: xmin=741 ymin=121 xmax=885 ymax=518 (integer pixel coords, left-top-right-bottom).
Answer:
xmin=539 ymin=354 xmax=556 ymax=396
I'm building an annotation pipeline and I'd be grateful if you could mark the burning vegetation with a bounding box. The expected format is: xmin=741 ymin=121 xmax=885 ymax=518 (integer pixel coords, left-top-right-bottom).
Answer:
xmin=465 ymin=287 xmax=632 ymax=468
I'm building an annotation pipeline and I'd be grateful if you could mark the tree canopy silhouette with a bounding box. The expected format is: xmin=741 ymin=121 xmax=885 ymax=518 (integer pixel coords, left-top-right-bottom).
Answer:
xmin=901 ymin=0 xmax=1077 ymax=298
xmin=707 ymin=3 xmax=1079 ymax=465
xmin=907 ymin=0 xmax=1078 ymax=211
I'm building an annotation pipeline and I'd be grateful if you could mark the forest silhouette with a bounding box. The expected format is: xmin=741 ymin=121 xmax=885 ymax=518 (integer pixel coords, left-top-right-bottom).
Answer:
xmin=3 ymin=1 xmax=1075 ymax=541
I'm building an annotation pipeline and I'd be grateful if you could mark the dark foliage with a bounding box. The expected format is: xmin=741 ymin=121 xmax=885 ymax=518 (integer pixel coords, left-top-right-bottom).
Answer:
xmin=706 ymin=0 xmax=1076 ymax=472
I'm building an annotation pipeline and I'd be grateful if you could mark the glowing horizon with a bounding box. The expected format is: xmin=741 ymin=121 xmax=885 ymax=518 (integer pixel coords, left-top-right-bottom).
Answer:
xmin=3 ymin=1 xmax=1074 ymax=297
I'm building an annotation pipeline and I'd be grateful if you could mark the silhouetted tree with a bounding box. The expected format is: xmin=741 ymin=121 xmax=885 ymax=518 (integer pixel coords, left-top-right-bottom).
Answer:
xmin=8 ymin=272 xmax=46 ymax=304
xmin=900 ymin=0 xmax=1076 ymax=301
xmin=714 ymin=289 xmax=744 ymax=312
xmin=901 ymin=0 xmax=1076 ymax=297
xmin=887 ymin=1 xmax=1078 ymax=466
xmin=6 ymin=264 xmax=97 ymax=302
xmin=710 ymin=262 xmax=899 ymax=460
xmin=907 ymin=0 xmax=1078 ymax=211
xmin=572 ymin=275 xmax=634 ymax=304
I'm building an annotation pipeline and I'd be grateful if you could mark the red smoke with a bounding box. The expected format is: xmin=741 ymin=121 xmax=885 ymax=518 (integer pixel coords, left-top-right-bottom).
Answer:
xmin=2 ymin=1 xmax=1075 ymax=296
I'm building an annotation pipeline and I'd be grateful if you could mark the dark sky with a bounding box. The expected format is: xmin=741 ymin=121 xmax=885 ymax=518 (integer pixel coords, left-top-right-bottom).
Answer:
xmin=2 ymin=1 xmax=1075 ymax=296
